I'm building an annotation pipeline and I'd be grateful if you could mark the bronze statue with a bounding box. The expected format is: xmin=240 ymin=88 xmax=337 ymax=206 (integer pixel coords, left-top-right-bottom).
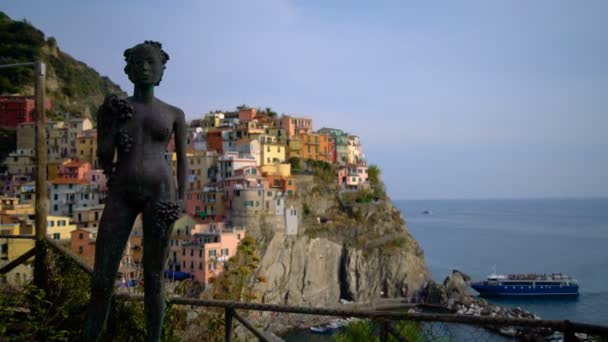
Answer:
xmin=83 ymin=41 xmax=187 ymax=341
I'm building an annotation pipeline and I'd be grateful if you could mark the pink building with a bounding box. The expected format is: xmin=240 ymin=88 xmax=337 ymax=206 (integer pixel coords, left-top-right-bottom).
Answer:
xmin=58 ymin=160 xmax=91 ymax=180
xmin=338 ymin=164 xmax=368 ymax=189
xmin=277 ymin=115 xmax=312 ymax=137
xmin=185 ymin=190 xmax=205 ymax=218
xmin=170 ymin=227 xmax=246 ymax=284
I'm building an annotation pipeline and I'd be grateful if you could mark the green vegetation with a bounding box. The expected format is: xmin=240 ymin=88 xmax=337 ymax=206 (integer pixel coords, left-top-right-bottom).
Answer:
xmin=210 ymin=235 xmax=262 ymax=302
xmin=0 ymin=11 xmax=124 ymax=119
xmin=288 ymin=157 xmax=301 ymax=171
xmin=333 ymin=320 xmax=429 ymax=342
xmin=1 ymin=252 xmax=89 ymax=340
xmin=303 ymin=202 xmax=311 ymax=216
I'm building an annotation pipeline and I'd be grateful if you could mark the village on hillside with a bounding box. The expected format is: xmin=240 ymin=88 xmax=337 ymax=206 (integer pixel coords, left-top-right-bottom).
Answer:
xmin=0 ymin=96 xmax=370 ymax=288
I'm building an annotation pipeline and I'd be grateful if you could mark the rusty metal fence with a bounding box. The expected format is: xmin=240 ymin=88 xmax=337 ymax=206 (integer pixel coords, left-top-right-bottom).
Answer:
xmin=2 ymin=234 xmax=608 ymax=341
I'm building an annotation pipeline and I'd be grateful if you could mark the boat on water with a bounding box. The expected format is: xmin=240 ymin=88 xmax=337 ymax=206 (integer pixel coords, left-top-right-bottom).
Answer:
xmin=470 ymin=271 xmax=579 ymax=296
xmin=310 ymin=318 xmax=351 ymax=334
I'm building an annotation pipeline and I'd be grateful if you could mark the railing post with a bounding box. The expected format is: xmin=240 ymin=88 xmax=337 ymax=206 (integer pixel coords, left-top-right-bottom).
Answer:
xmin=225 ymin=307 xmax=233 ymax=342
xmin=33 ymin=60 xmax=48 ymax=292
xmin=379 ymin=320 xmax=389 ymax=342
xmin=563 ymin=320 xmax=576 ymax=342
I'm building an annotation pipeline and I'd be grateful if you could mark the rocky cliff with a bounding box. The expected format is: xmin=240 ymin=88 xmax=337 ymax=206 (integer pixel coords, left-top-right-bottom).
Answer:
xmin=249 ymin=168 xmax=430 ymax=310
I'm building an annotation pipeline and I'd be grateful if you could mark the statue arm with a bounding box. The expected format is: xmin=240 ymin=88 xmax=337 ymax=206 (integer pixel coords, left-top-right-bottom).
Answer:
xmin=174 ymin=109 xmax=187 ymax=203
xmin=96 ymin=96 xmax=117 ymax=174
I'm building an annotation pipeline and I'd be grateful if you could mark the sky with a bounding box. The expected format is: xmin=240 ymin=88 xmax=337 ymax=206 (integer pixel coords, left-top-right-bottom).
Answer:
xmin=3 ymin=0 xmax=607 ymax=199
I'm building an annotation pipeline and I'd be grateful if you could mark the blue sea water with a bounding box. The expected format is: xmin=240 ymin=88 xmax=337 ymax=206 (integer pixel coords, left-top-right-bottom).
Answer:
xmin=397 ymin=198 xmax=608 ymax=326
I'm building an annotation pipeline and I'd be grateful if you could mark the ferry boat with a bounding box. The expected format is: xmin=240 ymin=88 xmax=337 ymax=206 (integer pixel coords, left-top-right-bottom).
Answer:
xmin=470 ymin=271 xmax=579 ymax=296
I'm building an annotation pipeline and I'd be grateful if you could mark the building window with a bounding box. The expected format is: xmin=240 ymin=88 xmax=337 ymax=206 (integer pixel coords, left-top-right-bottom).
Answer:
xmin=209 ymin=263 xmax=215 ymax=271
xmin=78 ymin=246 xmax=83 ymax=254
xmin=199 ymin=262 xmax=203 ymax=270
xmin=208 ymin=250 xmax=216 ymax=258
xmin=53 ymin=233 xmax=60 ymax=240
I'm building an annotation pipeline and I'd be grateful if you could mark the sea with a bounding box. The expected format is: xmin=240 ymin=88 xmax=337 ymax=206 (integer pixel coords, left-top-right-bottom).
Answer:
xmin=399 ymin=198 xmax=608 ymax=325
xmin=285 ymin=198 xmax=608 ymax=340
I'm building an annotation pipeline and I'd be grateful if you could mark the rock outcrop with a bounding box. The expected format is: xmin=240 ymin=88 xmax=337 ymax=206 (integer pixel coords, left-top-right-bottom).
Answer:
xmin=251 ymin=173 xmax=431 ymax=310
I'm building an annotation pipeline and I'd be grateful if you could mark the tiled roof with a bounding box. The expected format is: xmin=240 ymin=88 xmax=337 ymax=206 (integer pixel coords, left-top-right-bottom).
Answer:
xmin=51 ymin=177 xmax=87 ymax=185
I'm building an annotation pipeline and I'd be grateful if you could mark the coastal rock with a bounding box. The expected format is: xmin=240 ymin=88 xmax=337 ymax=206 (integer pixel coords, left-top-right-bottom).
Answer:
xmin=442 ymin=270 xmax=472 ymax=305
xmin=255 ymin=233 xmax=343 ymax=306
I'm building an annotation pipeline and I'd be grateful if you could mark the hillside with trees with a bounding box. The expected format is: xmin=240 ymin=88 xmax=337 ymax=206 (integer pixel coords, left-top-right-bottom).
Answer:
xmin=0 ymin=11 xmax=125 ymax=120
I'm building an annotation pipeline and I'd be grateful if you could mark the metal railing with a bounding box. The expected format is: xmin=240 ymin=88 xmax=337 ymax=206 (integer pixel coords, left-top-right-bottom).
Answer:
xmin=1 ymin=234 xmax=608 ymax=341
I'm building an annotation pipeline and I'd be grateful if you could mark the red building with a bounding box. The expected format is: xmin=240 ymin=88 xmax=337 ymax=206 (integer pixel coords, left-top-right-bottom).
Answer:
xmin=0 ymin=96 xmax=52 ymax=128
xmin=206 ymin=129 xmax=224 ymax=154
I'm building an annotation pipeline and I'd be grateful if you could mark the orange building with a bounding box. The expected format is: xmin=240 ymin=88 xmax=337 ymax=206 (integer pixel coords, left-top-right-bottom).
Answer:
xmin=299 ymin=132 xmax=334 ymax=162
xmin=70 ymin=228 xmax=97 ymax=265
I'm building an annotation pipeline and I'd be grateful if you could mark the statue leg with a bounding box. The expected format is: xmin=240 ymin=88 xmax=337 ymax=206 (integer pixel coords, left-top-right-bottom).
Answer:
xmin=142 ymin=200 xmax=175 ymax=342
xmin=83 ymin=195 xmax=138 ymax=342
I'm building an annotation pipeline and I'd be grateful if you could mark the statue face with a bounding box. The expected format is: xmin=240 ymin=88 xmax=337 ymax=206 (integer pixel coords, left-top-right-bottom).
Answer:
xmin=127 ymin=45 xmax=164 ymax=87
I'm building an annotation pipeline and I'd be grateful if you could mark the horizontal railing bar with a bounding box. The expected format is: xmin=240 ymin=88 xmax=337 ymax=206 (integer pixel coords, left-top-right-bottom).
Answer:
xmin=0 ymin=62 xmax=35 ymax=69
xmin=0 ymin=235 xmax=36 ymax=240
xmin=0 ymin=247 xmax=36 ymax=274
xmin=114 ymin=293 xmax=608 ymax=335
xmin=42 ymin=238 xmax=608 ymax=337
xmin=567 ymin=320 xmax=608 ymax=337
xmin=232 ymin=309 xmax=273 ymax=342
xmin=45 ymin=236 xmax=94 ymax=274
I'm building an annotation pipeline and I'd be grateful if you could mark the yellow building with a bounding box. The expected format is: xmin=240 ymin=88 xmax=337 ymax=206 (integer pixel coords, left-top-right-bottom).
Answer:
xmin=259 ymin=135 xmax=286 ymax=166
xmin=202 ymin=112 xmax=224 ymax=130
xmin=1 ymin=223 xmax=35 ymax=284
xmin=260 ymin=163 xmax=291 ymax=177
xmin=76 ymin=129 xmax=97 ymax=167
xmin=46 ymin=216 xmax=77 ymax=240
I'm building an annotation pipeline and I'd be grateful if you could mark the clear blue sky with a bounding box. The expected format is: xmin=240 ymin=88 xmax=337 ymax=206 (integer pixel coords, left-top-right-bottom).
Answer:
xmin=4 ymin=0 xmax=607 ymax=199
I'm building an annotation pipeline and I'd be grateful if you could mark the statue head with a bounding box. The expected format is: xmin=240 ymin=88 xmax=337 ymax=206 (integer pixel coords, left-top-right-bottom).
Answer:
xmin=123 ymin=41 xmax=170 ymax=87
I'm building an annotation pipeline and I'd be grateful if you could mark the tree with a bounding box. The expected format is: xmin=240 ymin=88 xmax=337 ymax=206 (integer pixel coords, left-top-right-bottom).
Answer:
xmin=264 ymin=107 xmax=277 ymax=117
xmin=368 ymin=164 xmax=381 ymax=185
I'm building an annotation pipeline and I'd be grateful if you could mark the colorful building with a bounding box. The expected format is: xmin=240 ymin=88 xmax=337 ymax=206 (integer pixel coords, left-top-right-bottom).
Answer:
xmin=217 ymin=152 xmax=257 ymax=181
xmin=259 ymin=135 xmax=286 ymax=166
xmin=169 ymin=226 xmax=245 ymax=284
xmin=0 ymin=96 xmax=51 ymax=128
xmin=73 ymin=205 xmax=104 ymax=229
xmin=347 ymin=135 xmax=363 ymax=164
xmin=1 ymin=223 xmax=34 ymax=284
xmin=46 ymin=216 xmax=77 ymax=240
xmin=299 ymin=132 xmax=334 ymax=162
xmin=276 ymin=115 xmax=312 ymax=137
xmin=49 ymin=177 xmax=89 ymax=217
xmin=338 ymin=164 xmax=369 ymax=190
xmin=235 ymin=138 xmax=261 ymax=166
xmin=318 ymin=127 xmax=349 ymax=165
xmin=238 ymin=106 xmax=257 ymax=122
xmin=76 ymin=129 xmax=97 ymax=167
xmin=4 ymin=149 xmax=35 ymax=176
